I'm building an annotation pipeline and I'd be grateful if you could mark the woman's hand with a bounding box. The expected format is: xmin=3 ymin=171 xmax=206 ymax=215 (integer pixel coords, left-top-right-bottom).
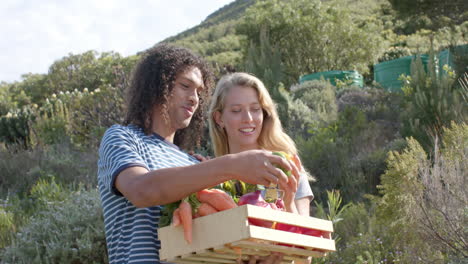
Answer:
xmin=188 ymin=151 xmax=210 ymax=162
xmin=278 ymin=155 xmax=300 ymax=213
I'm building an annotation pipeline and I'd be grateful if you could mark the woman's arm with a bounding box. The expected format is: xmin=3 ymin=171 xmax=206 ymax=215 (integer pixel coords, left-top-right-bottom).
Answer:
xmin=295 ymin=196 xmax=312 ymax=216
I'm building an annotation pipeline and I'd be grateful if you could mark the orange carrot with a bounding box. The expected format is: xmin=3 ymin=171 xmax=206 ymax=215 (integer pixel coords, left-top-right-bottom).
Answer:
xmin=172 ymin=208 xmax=181 ymax=227
xmin=196 ymin=189 xmax=237 ymax=211
xmin=178 ymin=201 xmax=193 ymax=244
xmin=198 ymin=202 xmax=218 ymax=216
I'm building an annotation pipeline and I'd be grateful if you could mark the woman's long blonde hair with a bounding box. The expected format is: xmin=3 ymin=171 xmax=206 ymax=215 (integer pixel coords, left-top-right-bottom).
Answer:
xmin=208 ymin=72 xmax=297 ymax=157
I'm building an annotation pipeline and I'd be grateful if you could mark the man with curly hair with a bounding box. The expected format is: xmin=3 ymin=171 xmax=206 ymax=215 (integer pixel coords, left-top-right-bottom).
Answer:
xmin=98 ymin=44 xmax=298 ymax=264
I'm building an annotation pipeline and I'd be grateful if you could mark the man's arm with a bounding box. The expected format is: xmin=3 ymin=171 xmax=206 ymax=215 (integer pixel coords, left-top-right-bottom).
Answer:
xmin=116 ymin=150 xmax=297 ymax=208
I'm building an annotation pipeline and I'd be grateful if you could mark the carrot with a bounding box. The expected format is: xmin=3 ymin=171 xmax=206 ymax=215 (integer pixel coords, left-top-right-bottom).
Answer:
xmin=198 ymin=202 xmax=218 ymax=216
xmin=178 ymin=201 xmax=193 ymax=244
xmin=172 ymin=208 xmax=181 ymax=227
xmin=196 ymin=189 xmax=237 ymax=211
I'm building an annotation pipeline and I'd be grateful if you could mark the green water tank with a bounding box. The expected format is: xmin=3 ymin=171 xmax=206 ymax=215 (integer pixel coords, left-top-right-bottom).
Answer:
xmin=438 ymin=44 xmax=468 ymax=74
xmin=374 ymin=55 xmax=429 ymax=92
xmin=299 ymin=70 xmax=363 ymax=87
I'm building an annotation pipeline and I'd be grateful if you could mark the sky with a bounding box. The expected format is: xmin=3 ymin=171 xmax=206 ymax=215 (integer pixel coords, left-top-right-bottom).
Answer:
xmin=0 ymin=0 xmax=234 ymax=83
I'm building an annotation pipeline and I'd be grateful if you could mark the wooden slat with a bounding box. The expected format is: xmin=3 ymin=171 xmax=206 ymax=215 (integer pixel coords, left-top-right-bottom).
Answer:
xmin=160 ymin=205 xmax=335 ymax=262
xmin=181 ymin=255 xmax=236 ymax=263
xmin=245 ymin=205 xmax=334 ymax=232
xmin=160 ymin=206 xmax=250 ymax=260
xmin=195 ymin=249 xmax=240 ymax=260
xmin=216 ymin=243 xmax=307 ymax=264
xmin=248 ymin=225 xmax=336 ymax=251
xmin=231 ymin=240 xmax=326 ymax=258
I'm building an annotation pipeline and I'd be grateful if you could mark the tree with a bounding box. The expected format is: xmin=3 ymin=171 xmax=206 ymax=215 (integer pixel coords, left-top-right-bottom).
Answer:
xmin=238 ymin=0 xmax=385 ymax=86
xmin=389 ymin=0 xmax=467 ymax=32
xmin=243 ymin=29 xmax=290 ymax=125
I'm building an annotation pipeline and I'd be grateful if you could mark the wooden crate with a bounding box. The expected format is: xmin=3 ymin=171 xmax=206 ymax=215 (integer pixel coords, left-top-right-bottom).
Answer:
xmin=159 ymin=204 xmax=335 ymax=264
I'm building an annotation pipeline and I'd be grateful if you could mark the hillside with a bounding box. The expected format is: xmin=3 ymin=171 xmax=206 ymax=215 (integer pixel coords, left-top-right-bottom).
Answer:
xmin=160 ymin=0 xmax=256 ymax=71
xmin=163 ymin=0 xmax=255 ymax=42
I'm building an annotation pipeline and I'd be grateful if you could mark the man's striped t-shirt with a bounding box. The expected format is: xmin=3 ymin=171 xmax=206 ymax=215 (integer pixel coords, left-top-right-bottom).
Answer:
xmin=98 ymin=124 xmax=198 ymax=264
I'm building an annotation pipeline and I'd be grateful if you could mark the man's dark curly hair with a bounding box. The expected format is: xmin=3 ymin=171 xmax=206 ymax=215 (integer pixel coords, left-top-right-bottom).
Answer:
xmin=124 ymin=44 xmax=214 ymax=150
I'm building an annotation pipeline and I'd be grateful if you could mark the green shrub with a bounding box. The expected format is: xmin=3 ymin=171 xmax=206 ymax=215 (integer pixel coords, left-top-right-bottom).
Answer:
xmin=0 ymin=106 xmax=36 ymax=149
xmin=30 ymin=176 xmax=68 ymax=206
xmin=287 ymin=80 xmax=338 ymax=139
xmin=32 ymin=98 xmax=70 ymax=146
xmin=286 ymin=98 xmax=315 ymax=139
xmin=1 ymin=189 xmax=107 ymax=264
xmin=1 ymin=175 xmax=73 ymax=249
xmin=0 ymin=207 xmax=14 ymax=249
xmin=400 ymin=52 xmax=466 ymax=151
xmin=292 ymin=80 xmax=338 ymax=124
xmin=378 ymin=46 xmax=412 ymax=63
xmin=299 ymin=106 xmax=374 ymax=202
xmin=0 ymin=143 xmax=98 ymax=196
xmin=66 ymin=85 xmax=125 ymax=148
xmin=376 ymin=123 xmax=467 ymax=262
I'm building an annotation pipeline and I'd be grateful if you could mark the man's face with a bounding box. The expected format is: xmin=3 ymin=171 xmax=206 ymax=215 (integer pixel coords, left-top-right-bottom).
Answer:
xmin=154 ymin=67 xmax=204 ymax=137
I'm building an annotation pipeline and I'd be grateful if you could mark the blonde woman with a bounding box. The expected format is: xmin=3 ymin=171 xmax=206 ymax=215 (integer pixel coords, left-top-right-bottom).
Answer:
xmin=209 ymin=72 xmax=314 ymax=216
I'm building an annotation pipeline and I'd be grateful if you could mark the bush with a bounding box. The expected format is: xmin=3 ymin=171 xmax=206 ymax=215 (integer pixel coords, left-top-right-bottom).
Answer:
xmin=377 ymin=123 xmax=468 ymax=262
xmin=0 ymin=106 xmax=36 ymax=149
xmin=287 ymin=80 xmax=338 ymax=139
xmin=1 ymin=189 xmax=107 ymax=264
xmin=32 ymin=98 xmax=69 ymax=146
xmin=400 ymin=52 xmax=466 ymax=151
xmin=286 ymin=98 xmax=315 ymax=139
xmin=0 ymin=142 xmax=98 ymax=196
xmin=299 ymin=106 xmax=380 ymax=202
xmin=292 ymin=80 xmax=338 ymax=124
xmin=0 ymin=207 xmax=14 ymax=249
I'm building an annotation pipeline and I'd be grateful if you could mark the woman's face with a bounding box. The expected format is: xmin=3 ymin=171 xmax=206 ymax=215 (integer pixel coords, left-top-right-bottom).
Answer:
xmin=214 ymin=85 xmax=264 ymax=153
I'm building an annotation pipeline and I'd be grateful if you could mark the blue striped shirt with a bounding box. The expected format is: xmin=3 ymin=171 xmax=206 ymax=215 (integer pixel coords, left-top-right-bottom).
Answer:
xmin=98 ymin=124 xmax=198 ymax=264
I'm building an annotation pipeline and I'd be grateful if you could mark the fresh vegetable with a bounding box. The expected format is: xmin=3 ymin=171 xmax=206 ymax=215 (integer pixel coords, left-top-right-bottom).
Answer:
xmin=160 ymin=193 xmax=200 ymax=228
xmin=272 ymin=151 xmax=292 ymax=177
xmin=238 ymin=190 xmax=271 ymax=207
xmin=300 ymin=227 xmax=323 ymax=237
xmin=275 ymin=198 xmax=285 ymax=210
xmin=275 ymin=222 xmax=301 ymax=247
xmin=196 ymin=189 xmax=237 ymax=211
xmin=178 ymin=200 xmax=193 ymax=244
xmin=160 ymin=201 xmax=181 ymax=228
xmin=220 ymin=180 xmax=258 ymax=202
xmin=197 ymin=202 xmax=218 ymax=217
xmin=238 ymin=190 xmax=275 ymax=228
xmin=172 ymin=208 xmax=181 ymax=227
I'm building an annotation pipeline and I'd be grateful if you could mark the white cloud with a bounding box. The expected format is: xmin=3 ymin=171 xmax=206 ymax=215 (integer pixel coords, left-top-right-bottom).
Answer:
xmin=0 ymin=0 xmax=234 ymax=82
